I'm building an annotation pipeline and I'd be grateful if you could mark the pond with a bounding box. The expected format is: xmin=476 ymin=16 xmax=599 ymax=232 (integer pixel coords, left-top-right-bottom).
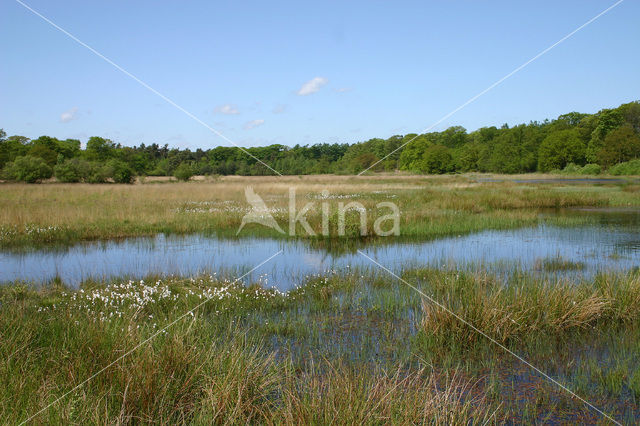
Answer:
xmin=1 ymin=209 xmax=639 ymax=290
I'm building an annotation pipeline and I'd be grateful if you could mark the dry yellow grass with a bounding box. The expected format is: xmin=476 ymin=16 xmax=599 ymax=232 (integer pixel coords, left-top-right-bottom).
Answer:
xmin=0 ymin=173 xmax=637 ymax=246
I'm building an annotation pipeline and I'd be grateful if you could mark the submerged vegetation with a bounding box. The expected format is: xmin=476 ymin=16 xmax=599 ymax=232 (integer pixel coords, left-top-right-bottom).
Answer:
xmin=2 ymin=268 xmax=640 ymax=423
xmin=535 ymin=255 xmax=586 ymax=272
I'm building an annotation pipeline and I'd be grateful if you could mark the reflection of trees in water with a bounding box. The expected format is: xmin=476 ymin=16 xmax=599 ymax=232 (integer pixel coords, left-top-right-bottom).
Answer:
xmin=304 ymin=235 xmax=436 ymax=256
xmin=544 ymin=207 xmax=640 ymax=227
xmin=614 ymin=240 xmax=640 ymax=252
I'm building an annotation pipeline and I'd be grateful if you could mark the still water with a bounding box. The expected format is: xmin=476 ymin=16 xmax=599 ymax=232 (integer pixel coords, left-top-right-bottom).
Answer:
xmin=1 ymin=209 xmax=639 ymax=290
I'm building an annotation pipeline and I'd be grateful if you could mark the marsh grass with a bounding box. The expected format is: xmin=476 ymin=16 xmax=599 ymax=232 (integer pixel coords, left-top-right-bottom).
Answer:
xmin=1 ymin=174 xmax=638 ymax=247
xmin=2 ymin=267 xmax=640 ymax=423
xmin=534 ymin=255 xmax=586 ymax=272
xmin=0 ymin=274 xmax=499 ymax=424
xmin=411 ymin=269 xmax=640 ymax=347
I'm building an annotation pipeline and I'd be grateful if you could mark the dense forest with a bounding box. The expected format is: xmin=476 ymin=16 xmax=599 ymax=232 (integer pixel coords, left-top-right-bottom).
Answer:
xmin=1 ymin=101 xmax=639 ymax=183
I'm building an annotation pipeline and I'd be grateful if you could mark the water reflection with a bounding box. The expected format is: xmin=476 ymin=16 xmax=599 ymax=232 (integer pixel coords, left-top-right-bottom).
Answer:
xmin=1 ymin=212 xmax=639 ymax=289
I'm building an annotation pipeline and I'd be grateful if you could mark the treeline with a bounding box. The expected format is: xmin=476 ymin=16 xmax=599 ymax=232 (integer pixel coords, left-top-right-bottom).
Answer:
xmin=1 ymin=101 xmax=639 ymax=183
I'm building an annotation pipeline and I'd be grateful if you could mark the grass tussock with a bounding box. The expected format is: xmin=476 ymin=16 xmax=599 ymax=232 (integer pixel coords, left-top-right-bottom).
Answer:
xmin=534 ymin=255 xmax=586 ymax=272
xmin=276 ymin=365 xmax=496 ymax=425
xmin=415 ymin=270 xmax=640 ymax=346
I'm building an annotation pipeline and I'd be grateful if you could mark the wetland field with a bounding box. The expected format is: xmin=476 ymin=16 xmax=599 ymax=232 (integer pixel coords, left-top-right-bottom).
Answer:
xmin=2 ymin=174 xmax=640 ymax=424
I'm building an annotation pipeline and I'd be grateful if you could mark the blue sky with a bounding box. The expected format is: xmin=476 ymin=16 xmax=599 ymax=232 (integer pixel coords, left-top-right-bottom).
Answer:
xmin=1 ymin=0 xmax=638 ymax=149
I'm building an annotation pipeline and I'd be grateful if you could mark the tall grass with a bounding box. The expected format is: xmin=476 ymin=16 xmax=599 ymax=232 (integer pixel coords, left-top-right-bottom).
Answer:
xmin=1 ymin=174 xmax=637 ymax=247
xmin=0 ymin=276 xmax=497 ymax=424
xmin=2 ymin=268 xmax=640 ymax=422
xmin=411 ymin=269 xmax=640 ymax=346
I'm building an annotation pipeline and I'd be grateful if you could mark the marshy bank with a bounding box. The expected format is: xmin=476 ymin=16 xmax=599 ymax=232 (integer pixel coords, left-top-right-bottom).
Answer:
xmin=2 ymin=268 xmax=640 ymax=424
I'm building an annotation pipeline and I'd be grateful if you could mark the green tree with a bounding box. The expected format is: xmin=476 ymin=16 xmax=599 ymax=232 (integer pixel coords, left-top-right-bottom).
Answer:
xmin=597 ymin=125 xmax=640 ymax=168
xmin=106 ymin=159 xmax=135 ymax=184
xmin=608 ymin=159 xmax=640 ymax=176
xmin=478 ymin=129 xmax=524 ymax=173
xmin=86 ymin=163 xmax=111 ymax=183
xmin=398 ymin=134 xmax=432 ymax=171
xmin=538 ymin=129 xmax=586 ymax=172
xmin=337 ymin=142 xmax=383 ymax=173
xmin=57 ymin=139 xmax=82 ymax=159
xmin=417 ymin=145 xmax=453 ymax=174
xmin=619 ymin=101 xmax=640 ymax=133
xmin=0 ymin=135 xmax=30 ymax=168
xmin=2 ymin=155 xmax=53 ymax=183
xmin=86 ymin=137 xmax=116 ymax=161
xmin=453 ymin=143 xmax=480 ymax=172
xmin=353 ymin=152 xmax=380 ymax=173
xmin=555 ymin=112 xmax=589 ymax=127
xmin=54 ymin=158 xmax=92 ymax=182
xmin=150 ymin=158 xmax=171 ymax=176
xmin=28 ymin=144 xmax=58 ymax=166
xmin=437 ymin=126 xmax=468 ymax=148
xmin=586 ymin=109 xmax=624 ymax=163
xmin=173 ymin=162 xmax=195 ymax=181
xmin=30 ymin=136 xmax=60 ymax=152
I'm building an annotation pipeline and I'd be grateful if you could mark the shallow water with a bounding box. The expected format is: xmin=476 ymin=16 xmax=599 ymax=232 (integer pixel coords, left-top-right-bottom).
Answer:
xmin=476 ymin=177 xmax=638 ymax=184
xmin=1 ymin=209 xmax=639 ymax=289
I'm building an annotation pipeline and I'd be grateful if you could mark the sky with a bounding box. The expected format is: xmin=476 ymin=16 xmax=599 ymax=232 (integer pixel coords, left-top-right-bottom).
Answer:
xmin=1 ymin=0 xmax=639 ymax=150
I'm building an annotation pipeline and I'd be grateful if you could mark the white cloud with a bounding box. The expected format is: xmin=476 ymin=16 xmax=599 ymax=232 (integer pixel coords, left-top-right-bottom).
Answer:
xmin=297 ymin=77 xmax=328 ymax=95
xmin=336 ymin=87 xmax=352 ymax=93
xmin=215 ymin=104 xmax=240 ymax=115
xmin=244 ymin=119 xmax=265 ymax=130
xmin=60 ymin=107 xmax=78 ymax=123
